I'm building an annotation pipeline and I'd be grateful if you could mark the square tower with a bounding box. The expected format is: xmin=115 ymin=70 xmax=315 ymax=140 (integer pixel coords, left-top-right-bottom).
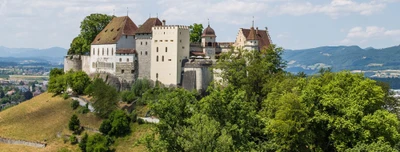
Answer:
xmin=150 ymin=25 xmax=190 ymax=85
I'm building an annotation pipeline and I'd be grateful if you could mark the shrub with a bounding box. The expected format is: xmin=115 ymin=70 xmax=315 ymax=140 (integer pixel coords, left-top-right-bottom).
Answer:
xmin=71 ymin=100 xmax=79 ymax=110
xmin=99 ymin=110 xmax=131 ymax=137
xmin=99 ymin=119 xmax=111 ymax=135
xmin=69 ymin=135 xmax=77 ymax=145
xmin=86 ymin=134 xmax=109 ymax=152
xmin=77 ymin=106 xmax=90 ymax=114
xmin=137 ymin=118 xmax=145 ymax=125
xmin=79 ymin=133 xmax=88 ymax=152
xmin=130 ymin=110 xmax=138 ymax=123
xmin=68 ymin=114 xmax=80 ymax=134
xmin=62 ymin=92 xmax=69 ymax=99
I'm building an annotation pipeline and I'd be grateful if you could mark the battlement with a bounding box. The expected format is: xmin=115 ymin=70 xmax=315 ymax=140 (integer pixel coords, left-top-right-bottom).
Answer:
xmin=152 ymin=25 xmax=189 ymax=30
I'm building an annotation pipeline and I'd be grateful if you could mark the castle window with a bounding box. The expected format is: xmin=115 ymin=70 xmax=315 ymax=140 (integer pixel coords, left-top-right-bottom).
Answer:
xmin=146 ymin=42 xmax=148 ymax=45
xmin=182 ymin=46 xmax=185 ymax=49
xmin=131 ymin=70 xmax=134 ymax=74
xmin=156 ymin=47 xmax=159 ymax=52
xmin=141 ymin=51 xmax=142 ymax=55
xmin=162 ymin=56 xmax=164 ymax=62
xmin=127 ymin=58 xmax=129 ymax=62
xmin=145 ymin=51 xmax=148 ymax=55
xmin=168 ymin=59 xmax=171 ymax=61
xmin=165 ymin=47 xmax=167 ymax=52
xmin=112 ymin=48 xmax=114 ymax=56
xmin=156 ymin=56 xmax=159 ymax=62
xmin=171 ymin=40 xmax=173 ymax=42
xmin=155 ymin=40 xmax=158 ymax=42
xmin=156 ymin=73 xmax=158 ymax=79
xmin=98 ymin=49 xmax=99 ymax=55
xmin=160 ymin=40 xmax=163 ymax=42
xmin=208 ymin=42 xmax=212 ymax=46
xmin=180 ymin=32 xmax=181 ymax=35
xmin=165 ymin=40 xmax=168 ymax=42
xmin=93 ymin=48 xmax=95 ymax=55
xmin=107 ymin=48 xmax=109 ymax=55
xmin=141 ymin=42 xmax=143 ymax=45
xmin=164 ymin=32 xmax=165 ymax=35
xmin=119 ymin=58 xmax=122 ymax=62
xmin=121 ymin=70 xmax=124 ymax=73
xmin=126 ymin=35 xmax=128 ymax=39
xmin=180 ymin=40 xmax=182 ymax=43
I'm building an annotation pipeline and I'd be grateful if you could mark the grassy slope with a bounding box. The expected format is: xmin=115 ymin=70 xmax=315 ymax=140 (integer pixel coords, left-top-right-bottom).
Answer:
xmin=0 ymin=93 xmax=102 ymax=152
xmin=0 ymin=93 xmax=153 ymax=152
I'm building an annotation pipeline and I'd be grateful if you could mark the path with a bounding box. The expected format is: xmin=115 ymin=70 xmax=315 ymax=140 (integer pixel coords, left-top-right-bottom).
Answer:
xmin=71 ymin=97 xmax=94 ymax=112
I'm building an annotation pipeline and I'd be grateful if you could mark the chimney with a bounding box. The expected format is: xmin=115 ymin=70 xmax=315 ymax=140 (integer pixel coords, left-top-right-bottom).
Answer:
xmin=162 ymin=20 xmax=166 ymax=26
xmin=256 ymin=27 xmax=258 ymax=34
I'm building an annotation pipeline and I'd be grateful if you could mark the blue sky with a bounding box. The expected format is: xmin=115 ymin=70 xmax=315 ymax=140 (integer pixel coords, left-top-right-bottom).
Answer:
xmin=0 ymin=0 xmax=399 ymax=50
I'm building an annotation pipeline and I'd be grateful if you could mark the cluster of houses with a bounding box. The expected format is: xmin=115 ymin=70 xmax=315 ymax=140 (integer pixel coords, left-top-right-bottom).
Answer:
xmin=64 ymin=16 xmax=272 ymax=92
xmin=0 ymin=80 xmax=47 ymax=111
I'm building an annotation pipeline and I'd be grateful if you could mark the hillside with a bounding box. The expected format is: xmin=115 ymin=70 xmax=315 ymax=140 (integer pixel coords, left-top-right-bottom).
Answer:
xmin=283 ymin=45 xmax=400 ymax=75
xmin=0 ymin=93 xmax=153 ymax=152
xmin=0 ymin=93 xmax=102 ymax=151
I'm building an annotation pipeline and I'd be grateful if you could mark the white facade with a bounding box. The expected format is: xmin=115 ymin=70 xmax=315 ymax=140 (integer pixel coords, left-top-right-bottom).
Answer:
xmin=90 ymin=44 xmax=117 ymax=73
xmin=150 ymin=25 xmax=190 ymax=85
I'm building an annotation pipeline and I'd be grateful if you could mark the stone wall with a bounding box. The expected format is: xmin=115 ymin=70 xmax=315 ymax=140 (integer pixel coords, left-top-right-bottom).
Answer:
xmin=81 ymin=55 xmax=91 ymax=74
xmin=64 ymin=55 xmax=82 ymax=72
xmin=115 ymin=62 xmax=137 ymax=83
xmin=0 ymin=136 xmax=46 ymax=148
xmin=182 ymin=59 xmax=213 ymax=94
xmin=136 ymin=34 xmax=152 ymax=79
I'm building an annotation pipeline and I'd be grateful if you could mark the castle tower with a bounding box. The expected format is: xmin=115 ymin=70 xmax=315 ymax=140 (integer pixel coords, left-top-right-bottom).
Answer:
xmin=136 ymin=17 xmax=163 ymax=79
xmin=244 ymin=18 xmax=259 ymax=51
xmin=151 ymin=25 xmax=190 ymax=85
xmin=201 ymin=21 xmax=217 ymax=59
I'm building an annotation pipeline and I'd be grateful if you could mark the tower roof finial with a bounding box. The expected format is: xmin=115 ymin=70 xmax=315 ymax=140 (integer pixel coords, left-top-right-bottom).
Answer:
xmin=208 ymin=18 xmax=210 ymax=26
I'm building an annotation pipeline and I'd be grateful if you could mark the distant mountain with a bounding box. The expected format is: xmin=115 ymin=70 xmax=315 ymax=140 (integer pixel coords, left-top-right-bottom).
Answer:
xmin=0 ymin=46 xmax=67 ymax=64
xmin=282 ymin=45 xmax=400 ymax=75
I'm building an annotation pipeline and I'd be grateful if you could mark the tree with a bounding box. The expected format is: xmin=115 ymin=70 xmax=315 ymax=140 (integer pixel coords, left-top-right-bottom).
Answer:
xmin=71 ymin=100 xmax=79 ymax=110
xmin=88 ymin=78 xmax=119 ymax=118
xmin=0 ymin=90 xmax=5 ymax=98
xmin=68 ymin=114 xmax=80 ymax=134
xmin=68 ymin=36 xmax=89 ymax=55
xmin=69 ymin=14 xmax=114 ymax=55
xmin=48 ymin=68 xmax=66 ymax=95
xmin=79 ymin=133 xmax=88 ymax=152
xmin=86 ymin=134 xmax=109 ymax=152
xmin=23 ymin=91 xmax=33 ymax=100
xmin=100 ymin=110 xmax=131 ymax=137
xmin=66 ymin=71 xmax=91 ymax=95
xmin=189 ymin=23 xmax=203 ymax=43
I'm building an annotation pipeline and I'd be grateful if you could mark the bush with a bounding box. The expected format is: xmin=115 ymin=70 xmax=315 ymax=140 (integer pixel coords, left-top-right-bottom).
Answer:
xmin=137 ymin=118 xmax=145 ymax=125
xmin=69 ymin=135 xmax=77 ymax=145
xmin=77 ymin=106 xmax=90 ymax=114
xmin=99 ymin=110 xmax=131 ymax=137
xmin=79 ymin=133 xmax=88 ymax=152
xmin=68 ymin=114 xmax=80 ymax=134
xmin=71 ymin=100 xmax=79 ymax=110
xmin=62 ymin=92 xmax=69 ymax=99
xmin=99 ymin=119 xmax=112 ymax=135
xmin=86 ymin=134 xmax=109 ymax=152
xmin=130 ymin=110 xmax=138 ymax=123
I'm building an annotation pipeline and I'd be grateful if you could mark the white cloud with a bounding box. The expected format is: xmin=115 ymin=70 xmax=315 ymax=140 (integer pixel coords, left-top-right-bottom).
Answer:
xmin=272 ymin=0 xmax=387 ymax=18
xmin=340 ymin=26 xmax=400 ymax=44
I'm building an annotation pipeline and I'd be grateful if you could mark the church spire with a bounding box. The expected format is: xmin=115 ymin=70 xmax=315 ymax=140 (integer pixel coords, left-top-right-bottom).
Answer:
xmin=252 ymin=16 xmax=254 ymax=27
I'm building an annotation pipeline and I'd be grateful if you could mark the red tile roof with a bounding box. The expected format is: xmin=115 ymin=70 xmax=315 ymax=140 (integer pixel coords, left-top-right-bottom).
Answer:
xmin=241 ymin=28 xmax=272 ymax=49
xmin=116 ymin=48 xmax=136 ymax=54
xmin=92 ymin=16 xmax=138 ymax=45
xmin=136 ymin=18 xmax=163 ymax=34
xmin=202 ymin=25 xmax=216 ymax=37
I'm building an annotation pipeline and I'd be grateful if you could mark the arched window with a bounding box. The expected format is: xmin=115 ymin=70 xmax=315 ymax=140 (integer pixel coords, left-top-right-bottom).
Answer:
xmin=145 ymin=51 xmax=148 ymax=55
xmin=156 ymin=56 xmax=159 ymax=62
xmin=145 ymin=42 xmax=148 ymax=45
xmin=156 ymin=47 xmax=159 ymax=52
xmin=165 ymin=47 xmax=167 ymax=52
xmin=208 ymin=42 xmax=212 ymax=46
xmin=127 ymin=58 xmax=129 ymax=62
xmin=162 ymin=56 xmax=164 ymax=62
xmin=141 ymin=42 xmax=143 ymax=45
xmin=119 ymin=58 xmax=122 ymax=62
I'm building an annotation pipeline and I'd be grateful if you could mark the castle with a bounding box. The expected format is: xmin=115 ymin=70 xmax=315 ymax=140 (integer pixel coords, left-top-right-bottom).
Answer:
xmin=64 ymin=16 xmax=272 ymax=92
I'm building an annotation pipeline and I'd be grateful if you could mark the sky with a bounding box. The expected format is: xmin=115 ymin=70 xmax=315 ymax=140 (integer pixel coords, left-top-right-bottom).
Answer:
xmin=0 ymin=0 xmax=399 ymax=50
